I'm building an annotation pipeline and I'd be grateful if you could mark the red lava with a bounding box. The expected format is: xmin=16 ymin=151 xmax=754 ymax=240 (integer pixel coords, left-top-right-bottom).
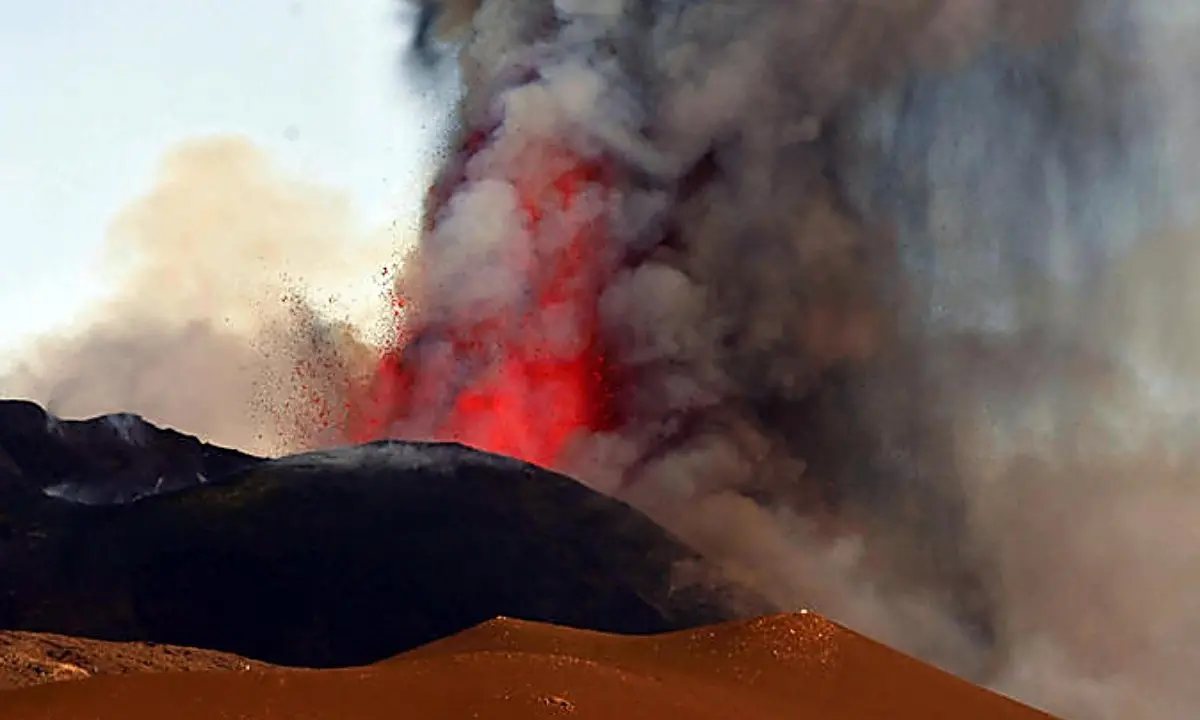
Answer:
xmin=345 ymin=128 xmax=622 ymax=469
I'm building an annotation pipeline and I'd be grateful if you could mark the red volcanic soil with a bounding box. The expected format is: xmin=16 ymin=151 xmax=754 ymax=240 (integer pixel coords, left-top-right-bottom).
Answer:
xmin=0 ymin=613 xmax=1057 ymax=720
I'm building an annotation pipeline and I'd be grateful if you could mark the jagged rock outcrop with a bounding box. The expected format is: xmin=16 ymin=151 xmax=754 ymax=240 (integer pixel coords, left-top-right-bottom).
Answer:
xmin=0 ymin=400 xmax=259 ymax=504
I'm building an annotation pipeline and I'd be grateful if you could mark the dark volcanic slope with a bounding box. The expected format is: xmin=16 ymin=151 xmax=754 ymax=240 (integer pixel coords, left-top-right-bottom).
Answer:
xmin=0 ymin=400 xmax=259 ymax=503
xmin=0 ymin=437 xmax=760 ymax=667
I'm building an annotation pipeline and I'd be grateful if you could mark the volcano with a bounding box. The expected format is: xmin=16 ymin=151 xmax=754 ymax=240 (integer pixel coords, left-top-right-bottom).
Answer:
xmin=0 ymin=409 xmax=753 ymax=667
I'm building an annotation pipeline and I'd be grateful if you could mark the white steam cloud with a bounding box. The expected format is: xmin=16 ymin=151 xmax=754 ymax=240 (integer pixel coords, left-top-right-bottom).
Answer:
xmin=404 ymin=1 xmax=1200 ymax=717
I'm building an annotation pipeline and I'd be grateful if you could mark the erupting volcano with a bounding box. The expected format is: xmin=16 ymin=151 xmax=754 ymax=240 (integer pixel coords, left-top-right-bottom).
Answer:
xmin=346 ymin=120 xmax=623 ymax=470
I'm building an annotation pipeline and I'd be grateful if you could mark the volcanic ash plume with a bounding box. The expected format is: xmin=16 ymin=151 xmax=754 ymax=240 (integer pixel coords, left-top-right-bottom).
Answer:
xmin=1 ymin=136 xmax=399 ymax=456
xmin=360 ymin=1 xmax=1200 ymax=717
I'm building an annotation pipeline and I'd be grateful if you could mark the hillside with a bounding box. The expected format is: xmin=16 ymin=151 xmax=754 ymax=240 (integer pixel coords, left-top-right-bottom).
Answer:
xmin=0 ymin=614 xmax=1057 ymax=719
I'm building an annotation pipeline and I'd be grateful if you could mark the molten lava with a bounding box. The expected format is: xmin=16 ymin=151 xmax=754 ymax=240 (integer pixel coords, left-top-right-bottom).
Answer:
xmin=345 ymin=128 xmax=621 ymax=470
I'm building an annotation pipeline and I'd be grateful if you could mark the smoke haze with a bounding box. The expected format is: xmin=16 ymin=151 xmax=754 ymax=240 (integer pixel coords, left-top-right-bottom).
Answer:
xmin=0 ymin=136 xmax=401 ymax=455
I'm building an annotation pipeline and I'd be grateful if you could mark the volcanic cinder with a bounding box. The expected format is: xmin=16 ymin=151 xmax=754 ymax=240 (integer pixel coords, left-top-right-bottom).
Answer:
xmin=0 ymin=615 xmax=1057 ymax=720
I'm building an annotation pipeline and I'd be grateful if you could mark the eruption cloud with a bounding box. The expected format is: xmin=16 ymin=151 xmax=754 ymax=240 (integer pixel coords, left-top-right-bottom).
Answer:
xmin=367 ymin=1 xmax=1200 ymax=717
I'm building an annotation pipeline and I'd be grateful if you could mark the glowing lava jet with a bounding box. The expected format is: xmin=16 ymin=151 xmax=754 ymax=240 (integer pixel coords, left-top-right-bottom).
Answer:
xmin=345 ymin=119 xmax=624 ymax=470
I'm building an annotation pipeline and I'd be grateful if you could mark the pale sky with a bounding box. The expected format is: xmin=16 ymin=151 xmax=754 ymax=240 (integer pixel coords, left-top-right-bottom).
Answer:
xmin=0 ymin=0 xmax=444 ymax=360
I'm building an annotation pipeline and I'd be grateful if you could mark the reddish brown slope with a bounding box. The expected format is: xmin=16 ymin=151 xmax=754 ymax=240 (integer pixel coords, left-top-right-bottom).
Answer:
xmin=0 ymin=612 xmax=1057 ymax=720
xmin=0 ymin=631 xmax=270 ymax=690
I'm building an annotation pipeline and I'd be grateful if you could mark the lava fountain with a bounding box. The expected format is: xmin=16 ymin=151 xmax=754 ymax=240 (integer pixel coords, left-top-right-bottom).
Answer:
xmin=345 ymin=112 xmax=624 ymax=470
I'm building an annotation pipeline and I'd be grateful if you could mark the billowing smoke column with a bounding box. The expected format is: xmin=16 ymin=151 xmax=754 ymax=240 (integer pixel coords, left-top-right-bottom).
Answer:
xmin=349 ymin=2 xmax=1200 ymax=717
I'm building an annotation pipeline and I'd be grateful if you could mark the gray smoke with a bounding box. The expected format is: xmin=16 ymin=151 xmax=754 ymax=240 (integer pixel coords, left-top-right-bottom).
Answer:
xmin=402 ymin=1 xmax=1200 ymax=716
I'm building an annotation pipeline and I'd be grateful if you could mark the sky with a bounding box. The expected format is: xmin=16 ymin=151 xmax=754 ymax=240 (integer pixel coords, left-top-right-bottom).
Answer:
xmin=0 ymin=0 xmax=443 ymax=362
